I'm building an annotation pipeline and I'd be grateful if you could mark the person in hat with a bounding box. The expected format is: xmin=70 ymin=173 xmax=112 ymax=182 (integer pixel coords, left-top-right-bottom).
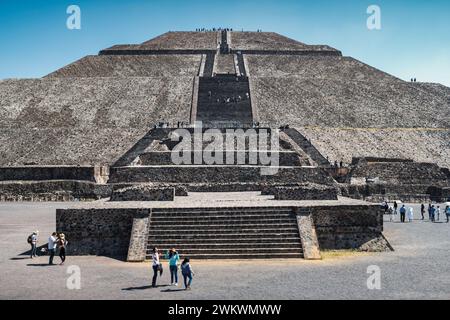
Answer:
xmin=57 ymin=233 xmax=68 ymax=265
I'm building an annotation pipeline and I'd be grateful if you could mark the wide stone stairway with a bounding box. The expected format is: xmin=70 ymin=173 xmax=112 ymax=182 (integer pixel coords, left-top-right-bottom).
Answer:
xmin=196 ymin=75 xmax=253 ymax=127
xmin=146 ymin=207 xmax=304 ymax=259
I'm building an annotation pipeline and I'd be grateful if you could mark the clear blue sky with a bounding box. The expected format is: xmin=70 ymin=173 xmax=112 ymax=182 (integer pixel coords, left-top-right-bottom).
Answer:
xmin=1 ymin=0 xmax=449 ymax=85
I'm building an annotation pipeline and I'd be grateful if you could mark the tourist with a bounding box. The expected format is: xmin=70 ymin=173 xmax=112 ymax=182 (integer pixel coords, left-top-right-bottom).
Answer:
xmin=48 ymin=232 xmax=58 ymax=265
xmin=28 ymin=231 xmax=39 ymax=258
xmin=436 ymin=206 xmax=441 ymax=221
xmin=421 ymin=203 xmax=425 ymax=220
xmin=181 ymin=258 xmax=194 ymax=290
xmin=408 ymin=207 xmax=414 ymax=222
xmin=428 ymin=203 xmax=432 ymax=220
xmin=389 ymin=206 xmax=396 ymax=222
xmin=430 ymin=205 xmax=436 ymax=222
xmin=151 ymin=247 xmax=161 ymax=287
xmin=383 ymin=201 xmax=389 ymax=215
xmin=393 ymin=201 xmax=398 ymax=215
xmin=446 ymin=206 xmax=450 ymax=223
xmin=57 ymin=233 xmax=68 ymax=265
xmin=167 ymin=248 xmax=180 ymax=286
xmin=400 ymin=205 xmax=406 ymax=223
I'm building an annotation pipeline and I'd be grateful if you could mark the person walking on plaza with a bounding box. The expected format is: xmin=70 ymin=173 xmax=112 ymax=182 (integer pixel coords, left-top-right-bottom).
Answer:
xmin=48 ymin=232 xmax=58 ymax=265
xmin=389 ymin=206 xmax=396 ymax=222
xmin=430 ymin=205 xmax=436 ymax=222
xmin=28 ymin=231 xmax=39 ymax=258
xmin=428 ymin=203 xmax=432 ymax=220
xmin=151 ymin=247 xmax=161 ymax=288
xmin=394 ymin=201 xmax=398 ymax=215
xmin=436 ymin=206 xmax=441 ymax=221
xmin=383 ymin=201 xmax=389 ymax=215
xmin=408 ymin=207 xmax=414 ymax=222
xmin=421 ymin=203 xmax=425 ymax=220
xmin=446 ymin=206 xmax=450 ymax=223
xmin=181 ymin=258 xmax=194 ymax=290
xmin=400 ymin=205 xmax=407 ymax=223
xmin=57 ymin=233 xmax=68 ymax=265
xmin=167 ymin=248 xmax=180 ymax=286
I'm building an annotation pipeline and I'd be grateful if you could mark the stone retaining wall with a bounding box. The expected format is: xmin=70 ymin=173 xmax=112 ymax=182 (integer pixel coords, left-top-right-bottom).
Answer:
xmin=110 ymin=185 xmax=175 ymax=202
xmin=272 ymin=184 xmax=338 ymax=200
xmin=109 ymin=166 xmax=335 ymax=185
xmin=310 ymin=205 xmax=390 ymax=251
xmin=56 ymin=208 xmax=150 ymax=258
xmin=0 ymin=180 xmax=112 ymax=202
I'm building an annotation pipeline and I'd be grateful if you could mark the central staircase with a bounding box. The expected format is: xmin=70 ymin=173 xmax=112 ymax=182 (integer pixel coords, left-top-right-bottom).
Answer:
xmin=146 ymin=207 xmax=303 ymax=259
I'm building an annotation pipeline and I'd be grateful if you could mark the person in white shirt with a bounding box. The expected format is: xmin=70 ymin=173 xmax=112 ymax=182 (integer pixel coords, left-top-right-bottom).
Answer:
xmin=151 ymin=247 xmax=161 ymax=287
xmin=408 ymin=207 xmax=414 ymax=222
xmin=48 ymin=232 xmax=58 ymax=265
xmin=436 ymin=206 xmax=441 ymax=221
xmin=29 ymin=231 xmax=39 ymax=258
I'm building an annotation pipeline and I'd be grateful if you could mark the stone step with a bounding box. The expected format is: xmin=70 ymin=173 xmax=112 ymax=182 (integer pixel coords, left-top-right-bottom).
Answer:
xmin=151 ymin=216 xmax=296 ymax=225
xmin=148 ymin=227 xmax=299 ymax=234
xmin=146 ymin=242 xmax=302 ymax=250
xmin=149 ymin=222 xmax=298 ymax=229
xmin=145 ymin=247 xmax=302 ymax=255
xmin=151 ymin=208 xmax=293 ymax=216
xmin=148 ymin=232 xmax=301 ymax=240
xmin=145 ymin=252 xmax=304 ymax=260
xmin=148 ymin=237 xmax=301 ymax=244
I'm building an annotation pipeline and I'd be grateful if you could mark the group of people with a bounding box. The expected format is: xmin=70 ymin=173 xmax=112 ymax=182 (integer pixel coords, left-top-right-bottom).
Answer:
xmin=151 ymin=248 xmax=195 ymax=290
xmin=27 ymin=231 xmax=68 ymax=265
xmin=383 ymin=201 xmax=450 ymax=223
xmin=195 ymin=27 xmax=233 ymax=32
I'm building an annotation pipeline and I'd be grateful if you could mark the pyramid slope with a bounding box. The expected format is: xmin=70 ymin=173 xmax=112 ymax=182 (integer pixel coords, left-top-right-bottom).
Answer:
xmin=0 ymin=77 xmax=193 ymax=165
xmin=230 ymin=32 xmax=338 ymax=52
xmin=253 ymin=77 xmax=450 ymax=128
xmin=46 ymin=55 xmax=202 ymax=78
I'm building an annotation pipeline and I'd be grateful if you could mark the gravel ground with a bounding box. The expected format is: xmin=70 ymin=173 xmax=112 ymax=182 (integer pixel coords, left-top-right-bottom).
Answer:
xmin=0 ymin=202 xmax=449 ymax=300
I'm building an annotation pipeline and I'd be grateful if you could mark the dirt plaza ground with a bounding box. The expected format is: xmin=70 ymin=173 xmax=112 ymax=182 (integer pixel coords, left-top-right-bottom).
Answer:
xmin=0 ymin=202 xmax=449 ymax=300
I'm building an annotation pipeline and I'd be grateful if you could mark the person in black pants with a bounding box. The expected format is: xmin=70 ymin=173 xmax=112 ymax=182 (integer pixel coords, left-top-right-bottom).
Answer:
xmin=58 ymin=233 xmax=68 ymax=265
xmin=421 ymin=204 xmax=425 ymax=220
xmin=151 ymin=248 xmax=160 ymax=287
xmin=400 ymin=205 xmax=407 ymax=223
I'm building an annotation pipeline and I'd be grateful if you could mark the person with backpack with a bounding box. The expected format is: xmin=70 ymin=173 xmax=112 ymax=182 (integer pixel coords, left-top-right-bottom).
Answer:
xmin=151 ymin=247 xmax=161 ymax=288
xmin=28 ymin=231 xmax=39 ymax=259
xmin=181 ymin=258 xmax=195 ymax=290
xmin=446 ymin=206 xmax=450 ymax=223
xmin=166 ymin=248 xmax=180 ymax=286
xmin=57 ymin=233 xmax=68 ymax=265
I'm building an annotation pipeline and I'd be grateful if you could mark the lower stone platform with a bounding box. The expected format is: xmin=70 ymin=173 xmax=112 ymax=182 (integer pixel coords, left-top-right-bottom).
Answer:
xmin=56 ymin=192 xmax=391 ymax=261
